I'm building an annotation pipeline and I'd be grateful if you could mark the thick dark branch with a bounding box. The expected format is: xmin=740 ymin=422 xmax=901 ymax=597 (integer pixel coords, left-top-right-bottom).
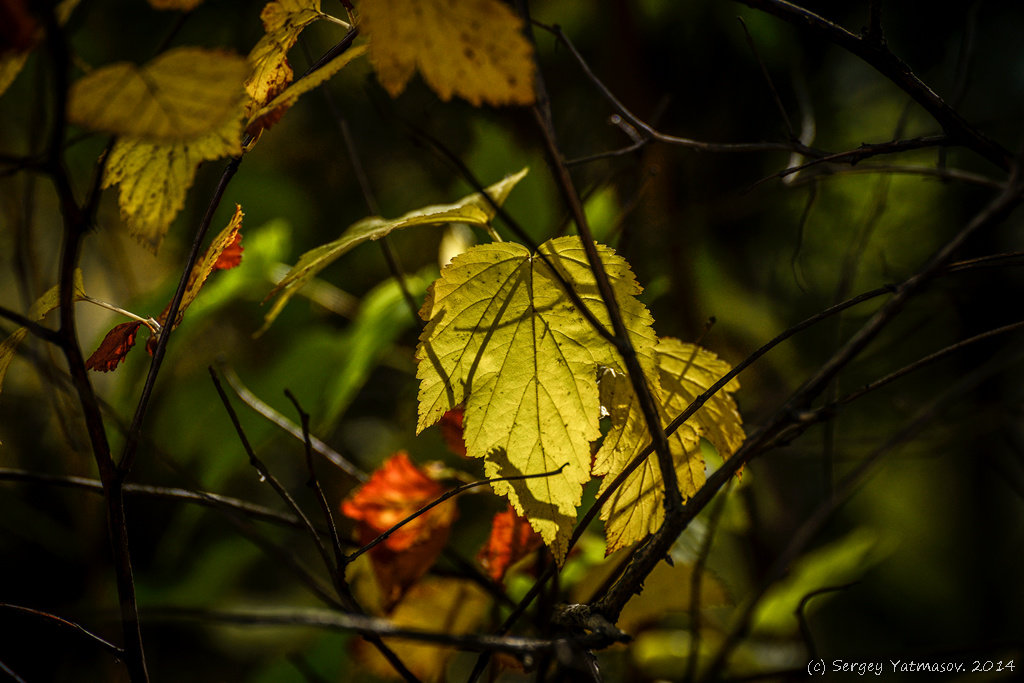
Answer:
xmin=734 ymin=0 xmax=1013 ymax=170
xmin=120 ymin=157 xmax=243 ymax=475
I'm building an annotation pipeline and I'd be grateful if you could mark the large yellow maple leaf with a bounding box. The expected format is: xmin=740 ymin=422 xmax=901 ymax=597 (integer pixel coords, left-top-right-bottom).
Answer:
xmin=360 ymin=0 xmax=535 ymax=106
xmin=68 ymin=47 xmax=247 ymax=141
xmin=416 ymin=236 xmax=658 ymax=560
xmin=593 ymin=339 xmax=744 ymax=553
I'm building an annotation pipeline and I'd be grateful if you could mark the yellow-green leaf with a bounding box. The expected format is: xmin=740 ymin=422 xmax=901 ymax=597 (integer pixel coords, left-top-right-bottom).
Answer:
xmin=593 ymin=339 xmax=744 ymax=554
xmin=416 ymin=236 xmax=657 ymax=560
xmin=102 ymin=116 xmax=243 ymax=254
xmin=245 ymin=0 xmax=324 ymax=109
xmin=259 ymin=167 xmax=527 ymax=334
xmin=68 ymin=47 xmax=247 ymax=140
xmin=361 ymin=0 xmax=535 ymax=106
xmin=0 ymin=270 xmax=86 ymax=395
xmin=246 ymin=43 xmax=367 ymax=136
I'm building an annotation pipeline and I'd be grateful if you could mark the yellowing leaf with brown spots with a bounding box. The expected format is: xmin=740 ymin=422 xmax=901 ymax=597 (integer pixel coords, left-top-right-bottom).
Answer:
xmin=361 ymin=0 xmax=535 ymax=106
xmin=68 ymin=47 xmax=247 ymax=140
xmin=102 ymin=116 xmax=243 ymax=253
xmin=245 ymin=0 xmax=325 ymax=110
xmin=246 ymin=43 xmax=366 ymax=137
xmin=415 ymin=236 xmax=657 ymax=560
xmin=0 ymin=270 xmax=86 ymax=395
xmin=593 ymin=339 xmax=744 ymax=554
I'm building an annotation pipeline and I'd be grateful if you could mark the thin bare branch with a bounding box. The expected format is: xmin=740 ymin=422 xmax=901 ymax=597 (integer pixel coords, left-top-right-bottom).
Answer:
xmin=733 ymin=0 xmax=1012 ymax=170
xmin=0 ymin=603 xmax=124 ymax=657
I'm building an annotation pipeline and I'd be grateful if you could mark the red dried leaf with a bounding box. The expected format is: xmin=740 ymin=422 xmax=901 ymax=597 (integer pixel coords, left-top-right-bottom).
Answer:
xmin=86 ymin=321 xmax=143 ymax=372
xmin=341 ymin=452 xmax=457 ymax=611
xmin=439 ymin=407 xmax=467 ymax=457
xmin=477 ymin=505 xmax=543 ymax=585
xmin=213 ymin=231 xmax=243 ymax=271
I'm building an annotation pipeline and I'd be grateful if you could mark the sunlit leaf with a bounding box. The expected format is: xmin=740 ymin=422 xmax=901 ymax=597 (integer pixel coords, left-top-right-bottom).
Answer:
xmin=0 ymin=269 xmax=86 ymax=394
xmin=340 ymin=452 xmax=456 ymax=610
xmin=593 ymin=339 xmax=744 ymax=554
xmin=416 ymin=236 xmax=657 ymax=560
xmin=68 ymin=47 xmax=247 ymax=140
xmin=361 ymin=0 xmax=535 ymax=106
xmin=477 ymin=505 xmax=542 ymax=584
xmin=246 ymin=43 xmax=367 ymax=138
xmin=260 ymin=167 xmax=527 ymax=334
xmin=353 ymin=577 xmax=490 ymax=681
xmin=101 ymin=116 xmax=242 ymax=253
xmin=245 ymin=0 xmax=324 ymax=110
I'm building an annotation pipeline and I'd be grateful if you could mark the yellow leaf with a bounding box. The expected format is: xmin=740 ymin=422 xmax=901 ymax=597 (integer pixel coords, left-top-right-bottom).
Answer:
xmin=68 ymin=47 xmax=247 ymax=140
xmin=593 ymin=339 xmax=744 ymax=554
xmin=148 ymin=0 xmax=205 ymax=9
xmin=0 ymin=51 xmax=30 ymax=98
xmin=102 ymin=116 xmax=243 ymax=254
xmin=245 ymin=0 xmax=324 ymax=109
xmin=361 ymin=0 xmax=535 ymax=106
xmin=0 ymin=270 xmax=86 ymax=395
xmin=354 ymin=577 xmax=490 ymax=682
xmin=246 ymin=43 xmax=367 ymax=136
xmin=416 ymin=236 xmax=657 ymax=560
xmin=259 ymin=167 xmax=527 ymax=334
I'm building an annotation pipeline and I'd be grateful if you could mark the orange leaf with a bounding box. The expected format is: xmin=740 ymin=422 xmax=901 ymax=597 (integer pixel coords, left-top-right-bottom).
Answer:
xmin=213 ymin=231 xmax=243 ymax=271
xmin=477 ymin=505 xmax=542 ymax=584
xmin=341 ymin=452 xmax=456 ymax=610
xmin=86 ymin=321 xmax=143 ymax=372
xmin=439 ymin=407 xmax=466 ymax=457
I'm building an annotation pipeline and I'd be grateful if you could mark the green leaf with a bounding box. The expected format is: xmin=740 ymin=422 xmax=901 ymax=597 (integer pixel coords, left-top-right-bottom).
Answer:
xmin=751 ymin=527 xmax=888 ymax=635
xmin=593 ymin=338 xmax=744 ymax=554
xmin=0 ymin=270 xmax=86 ymax=395
xmin=259 ymin=167 xmax=527 ymax=334
xmin=415 ymin=235 xmax=657 ymax=560
xmin=320 ymin=267 xmax=436 ymax=427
